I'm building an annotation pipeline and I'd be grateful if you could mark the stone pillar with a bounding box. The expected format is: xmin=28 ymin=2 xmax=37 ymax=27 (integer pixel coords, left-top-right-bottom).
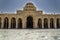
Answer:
xmin=9 ymin=19 xmax=11 ymax=29
xmin=22 ymin=18 xmax=26 ymax=29
xmin=42 ymin=18 xmax=44 ymax=29
xmin=16 ymin=19 xmax=18 ymax=29
xmin=54 ymin=18 xmax=56 ymax=29
xmin=48 ymin=19 xmax=50 ymax=29
xmin=33 ymin=19 xmax=38 ymax=29
xmin=1 ymin=18 xmax=4 ymax=29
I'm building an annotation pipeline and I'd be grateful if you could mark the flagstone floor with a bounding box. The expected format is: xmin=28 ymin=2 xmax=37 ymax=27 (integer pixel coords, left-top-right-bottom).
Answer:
xmin=0 ymin=29 xmax=60 ymax=40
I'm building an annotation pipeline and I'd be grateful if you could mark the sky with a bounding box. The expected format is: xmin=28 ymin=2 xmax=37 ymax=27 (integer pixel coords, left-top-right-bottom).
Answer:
xmin=0 ymin=0 xmax=60 ymax=14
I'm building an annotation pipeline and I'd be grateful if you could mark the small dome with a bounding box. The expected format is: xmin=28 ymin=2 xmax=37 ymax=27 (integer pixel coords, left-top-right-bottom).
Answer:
xmin=23 ymin=2 xmax=36 ymax=11
xmin=26 ymin=2 xmax=33 ymax=5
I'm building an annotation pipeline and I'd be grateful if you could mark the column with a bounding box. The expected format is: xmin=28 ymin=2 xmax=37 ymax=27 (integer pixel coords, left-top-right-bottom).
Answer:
xmin=16 ymin=19 xmax=18 ymax=29
xmin=54 ymin=18 xmax=56 ymax=29
xmin=8 ymin=19 xmax=11 ymax=29
xmin=1 ymin=18 xmax=4 ymax=29
xmin=33 ymin=19 xmax=38 ymax=29
xmin=22 ymin=18 xmax=26 ymax=29
xmin=48 ymin=19 xmax=50 ymax=29
xmin=42 ymin=18 xmax=44 ymax=29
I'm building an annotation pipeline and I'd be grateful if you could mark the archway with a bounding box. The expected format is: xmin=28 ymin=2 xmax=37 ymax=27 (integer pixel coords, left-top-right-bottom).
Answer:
xmin=38 ymin=18 xmax=42 ymax=28
xmin=26 ymin=16 xmax=33 ymax=29
xmin=0 ymin=18 xmax=2 ymax=28
xmin=11 ymin=17 xmax=16 ymax=29
xmin=44 ymin=18 xmax=48 ymax=29
xmin=18 ymin=18 xmax=22 ymax=29
xmin=4 ymin=17 xmax=9 ymax=29
xmin=50 ymin=18 xmax=54 ymax=28
xmin=57 ymin=18 xmax=60 ymax=28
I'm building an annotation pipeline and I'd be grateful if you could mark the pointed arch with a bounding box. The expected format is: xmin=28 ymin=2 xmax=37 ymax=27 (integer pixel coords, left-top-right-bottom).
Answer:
xmin=0 ymin=17 xmax=2 ymax=28
xmin=4 ymin=17 xmax=9 ymax=29
xmin=18 ymin=18 xmax=22 ymax=29
xmin=38 ymin=18 xmax=42 ymax=28
xmin=11 ymin=17 xmax=16 ymax=29
xmin=56 ymin=18 xmax=60 ymax=28
xmin=26 ymin=16 xmax=33 ymax=29
xmin=50 ymin=18 xmax=54 ymax=28
xmin=44 ymin=18 xmax=48 ymax=29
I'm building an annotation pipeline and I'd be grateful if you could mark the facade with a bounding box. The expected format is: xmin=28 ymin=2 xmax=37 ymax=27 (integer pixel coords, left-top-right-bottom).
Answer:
xmin=0 ymin=2 xmax=60 ymax=29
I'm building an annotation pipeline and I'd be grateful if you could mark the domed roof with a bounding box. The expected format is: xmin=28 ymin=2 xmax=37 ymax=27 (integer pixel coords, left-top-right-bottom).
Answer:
xmin=26 ymin=2 xmax=34 ymax=5
xmin=23 ymin=2 xmax=36 ymax=11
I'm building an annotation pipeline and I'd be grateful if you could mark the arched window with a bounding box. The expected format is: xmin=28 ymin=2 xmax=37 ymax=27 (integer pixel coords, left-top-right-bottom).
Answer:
xmin=50 ymin=18 xmax=54 ymax=28
xmin=18 ymin=18 xmax=22 ymax=29
xmin=4 ymin=17 xmax=9 ymax=29
xmin=26 ymin=16 xmax=33 ymax=29
xmin=11 ymin=17 xmax=16 ymax=29
xmin=0 ymin=18 xmax=2 ymax=28
xmin=57 ymin=18 xmax=60 ymax=28
xmin=38 ymin=18 xmax=42 ymax=29
xmin=44 ymin=18 xmax=48 ymax=29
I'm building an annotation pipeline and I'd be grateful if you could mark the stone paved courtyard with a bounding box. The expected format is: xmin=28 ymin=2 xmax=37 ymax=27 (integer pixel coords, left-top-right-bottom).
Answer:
xmin=0 ymin=29 xmax=60 ymax=40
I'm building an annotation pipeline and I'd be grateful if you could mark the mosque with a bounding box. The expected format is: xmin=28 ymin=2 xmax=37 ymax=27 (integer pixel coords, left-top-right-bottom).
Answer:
xmin=0 ymin=2 xmax=60 ymax=29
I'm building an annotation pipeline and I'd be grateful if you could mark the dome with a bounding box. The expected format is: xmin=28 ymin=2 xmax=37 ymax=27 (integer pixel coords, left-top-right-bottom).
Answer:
xmin=26 ymin=2 xmax=33 ymax=5
xmin=23 ymin=2 xmax=36 ymax=11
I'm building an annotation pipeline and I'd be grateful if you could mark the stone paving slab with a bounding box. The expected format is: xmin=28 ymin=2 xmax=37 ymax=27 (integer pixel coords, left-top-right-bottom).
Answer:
xmin=0 ymin=29 xmax=60 ymax=40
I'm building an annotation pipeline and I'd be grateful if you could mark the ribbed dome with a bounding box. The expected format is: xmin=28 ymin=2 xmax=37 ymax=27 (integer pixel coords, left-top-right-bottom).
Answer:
xmin=26 ymin=2 xmax=34 ymax=5
xmin=23 ymin=2 xmax=36 ymax=11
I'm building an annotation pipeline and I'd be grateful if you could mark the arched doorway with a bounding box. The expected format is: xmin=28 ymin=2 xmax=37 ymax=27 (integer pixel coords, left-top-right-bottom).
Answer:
xmin=57 ymin=18 xmax=60 ymax=28
xmin=44 ymin=18 xmax=48 ymax=29
xmin=26 ymin=16 xmax=33 ymax=29
xmin=18 ymin=18 xmax=22 ymax=29
xmin=38 ymin=18 xmax=42 ymax=28
xmin=4 ymin=17 xmax=9 ymax=29
xmin=11 ymin=17 xmax=16 ymax=29
xmin=50 ymin=18 xmax=54 ymax=29
xmin=0 ymin=18 xmax=2 ymax=28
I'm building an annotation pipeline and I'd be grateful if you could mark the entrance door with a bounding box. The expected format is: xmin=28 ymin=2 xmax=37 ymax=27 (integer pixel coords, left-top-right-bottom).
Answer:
xmin=27 ymin=16 xmax=33 ymax=29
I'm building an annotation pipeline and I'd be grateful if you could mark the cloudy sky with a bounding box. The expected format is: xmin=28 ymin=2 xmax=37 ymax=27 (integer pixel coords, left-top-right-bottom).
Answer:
xmin=0 ymin=0 xmax=60 ymax=13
